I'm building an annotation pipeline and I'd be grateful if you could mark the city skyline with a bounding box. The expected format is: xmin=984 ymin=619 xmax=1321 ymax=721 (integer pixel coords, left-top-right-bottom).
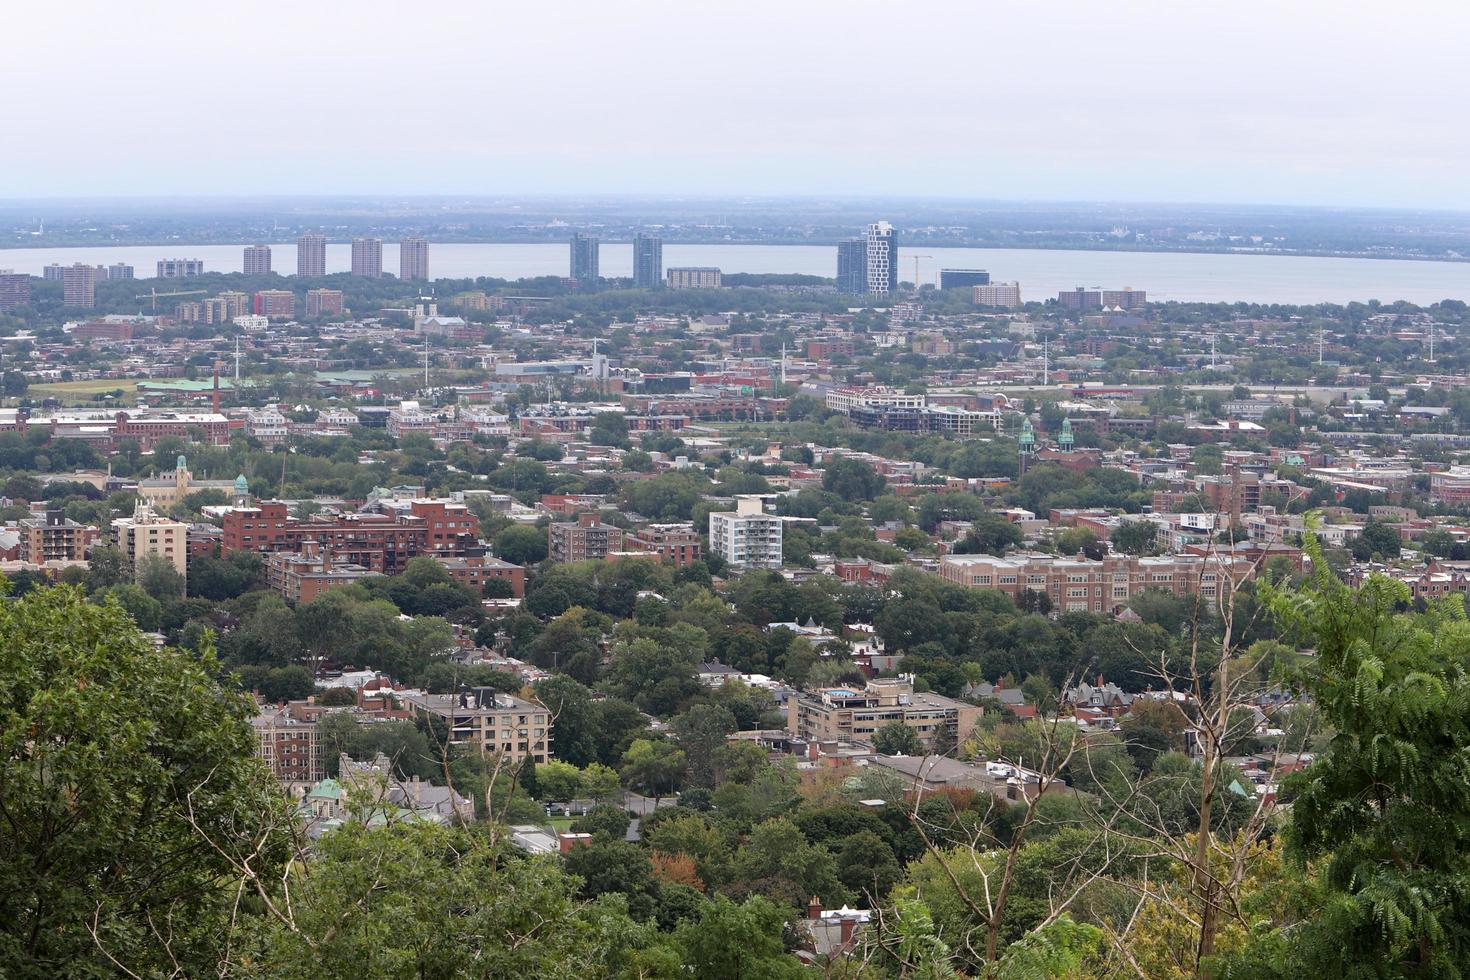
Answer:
xmin=5 ymin=2 xmax=1470 ymax=209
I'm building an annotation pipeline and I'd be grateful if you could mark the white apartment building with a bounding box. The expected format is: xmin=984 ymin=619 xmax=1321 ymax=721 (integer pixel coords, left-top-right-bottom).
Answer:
xmin=387 ymin=400 xmax=436 ymax=439
xmin=709 ymin=496 xmax=784 ymax=570
xmin=244 ymin=407 xmax=288 ymax=445
xmin=233 ymin=314 xmax=270 ymax=332
xmin=824 ymin=385 xmax=927 ymax=414
xmin=319 ymin=408 xmax=359 ymax=428
xmin=459 ymin=406 xmax=512 ymax=435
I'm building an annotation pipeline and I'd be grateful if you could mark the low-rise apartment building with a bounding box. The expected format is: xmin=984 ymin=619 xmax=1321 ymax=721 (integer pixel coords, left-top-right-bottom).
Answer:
xmin=787 ymin=676 xmax=981 ymax=749
xmin=939 ymin=552 xmax=1256 ymax=614
xmin=825 ymin=385 xmax=927 ymax=414
xmin=265 ymin=540 xmax=379 ymax=603
xmin=401 ymin=688 xmax=551 ymax=764
xmin=222 ymin=499 xmax=480 ymax=574
xmin=625 ymin=522 xmax=702 ymax=567
xmin=244 ymin=407 xmax=289 ymax=445
xmin=251 ymin=705 xmax=324 ymax=784
xmin=548 ymin=512 xmax=625 ymax=563
xmin=17 ymin=509 xmax=96 ymax=563
xmin=435 ymin=554 xmax=527 ymax=597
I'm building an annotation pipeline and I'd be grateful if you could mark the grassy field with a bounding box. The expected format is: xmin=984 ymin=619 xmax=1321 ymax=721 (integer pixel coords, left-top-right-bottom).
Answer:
xmin=29 ymin=379 xmax=140 ymax=404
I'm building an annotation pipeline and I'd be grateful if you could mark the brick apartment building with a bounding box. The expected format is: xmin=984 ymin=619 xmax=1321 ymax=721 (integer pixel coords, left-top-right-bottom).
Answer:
xmin=0 ymin=410 xmax=232 ymax=452
xmin=625 ymin=522 xmax=702 ymax=567
xmin=73 ymin=320 xmax=136 ymax=342
xmin=222 ymin=499 xmax=480 ymax=574
xmin=939 ymin=553 xmax=1256 ymax=615
xmin=305 ymin=288 xmax=344 ymax=316
xmin=265 ymin=540 xmax=380 ymax=603
xmin=254 ymin=289 xmax=295 ymax=319
xmin=251 ymin=705 xmax=323 ymax=784
xmin=17 ymin=509 xmax=96 ymax=563
xmin=435 ymin=554 xmax=527 ymax=597
xmin=548 ymin=512 xmax=625 ymax=563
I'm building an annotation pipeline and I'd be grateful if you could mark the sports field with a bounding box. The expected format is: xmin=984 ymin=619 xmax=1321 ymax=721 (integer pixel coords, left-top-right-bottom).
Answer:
xmin=29 ymin=379 xmax=140 ymax=403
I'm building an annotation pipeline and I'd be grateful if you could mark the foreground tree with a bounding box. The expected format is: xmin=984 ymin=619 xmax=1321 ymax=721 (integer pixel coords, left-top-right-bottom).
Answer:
xmin=1237 ymin=557 xmax=1470 ymax=977
xmin=246 ymin=820 xmax=684 ymax=978
xmin=0 ymin=585 xmax=294 ymax=976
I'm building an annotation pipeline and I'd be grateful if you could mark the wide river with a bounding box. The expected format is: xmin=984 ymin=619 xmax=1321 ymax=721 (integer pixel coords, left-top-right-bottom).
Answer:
xmin=5 ymin=241 xmax=1470 ymax=305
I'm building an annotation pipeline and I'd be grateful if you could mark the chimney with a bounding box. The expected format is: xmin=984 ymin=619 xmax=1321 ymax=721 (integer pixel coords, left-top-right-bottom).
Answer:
xmin=807 ymin=896 xmax=822 ymax=920
xmin=211 ymin=363 xmax=221 ymax=415
xmin=839 ymin=916 xmax=856 ymax=945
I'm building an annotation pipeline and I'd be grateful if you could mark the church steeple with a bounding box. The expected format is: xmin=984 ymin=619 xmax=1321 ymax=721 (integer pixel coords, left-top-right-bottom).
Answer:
xmin=1058 ymin=417 xmax=1074 ymax=452
xmin=1019 ymin=417 xmax=1036 ymax=453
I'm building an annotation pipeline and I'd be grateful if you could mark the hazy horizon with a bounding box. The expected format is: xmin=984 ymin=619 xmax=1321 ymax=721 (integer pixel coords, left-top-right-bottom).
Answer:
xmin=2 ymin=194 xmax=1469 ymax=218
xmin=8 ymin=1 xmax=1470 ymax=209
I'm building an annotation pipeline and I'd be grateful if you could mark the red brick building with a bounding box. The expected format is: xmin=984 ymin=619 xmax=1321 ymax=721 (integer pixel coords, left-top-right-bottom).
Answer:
xmin=73 ymin=320 xmax=136 ymax=342
xmin=625 ymin=523 xmax=702 ymax=567
xmin=435 ymin=555 xmax=527 ymax=597
xmin=222 ymin=500 xmax=479 ymax=574
xmin=265 ymin=541 xmax=379 ymax=603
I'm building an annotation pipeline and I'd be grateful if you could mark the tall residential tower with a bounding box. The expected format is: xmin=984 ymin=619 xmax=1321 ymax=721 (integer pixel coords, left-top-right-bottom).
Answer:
xmin=399 ymin=237 xmax=429 ymax=280
xmin=837 ymin=239 xmax=867 ymax=293
xmin=243 ymin=245 xmax=272 ymax=275
xmin=632 ymin=233 xmax=662 ymax=289
xmin=865 ymin=221 xmax=897 ymax=294
xmin=570 ymin=233 xmax=600 ymax=286
xmin=351 ymin=237 xmax=383 ymax=278
xmin=296 ymin=233 xmax=327 ymax=277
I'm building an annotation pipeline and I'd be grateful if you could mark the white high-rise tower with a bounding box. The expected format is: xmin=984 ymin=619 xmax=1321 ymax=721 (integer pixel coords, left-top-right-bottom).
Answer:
xmin=865 ymin=221 xmax=897 ymax=295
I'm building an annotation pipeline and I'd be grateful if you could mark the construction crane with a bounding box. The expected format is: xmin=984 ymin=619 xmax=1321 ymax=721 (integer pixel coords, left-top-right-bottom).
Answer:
xmin=910 ymin=254 xmax=933 ymax=291
xmin=135 ymin=287 xmax=206 ymax=312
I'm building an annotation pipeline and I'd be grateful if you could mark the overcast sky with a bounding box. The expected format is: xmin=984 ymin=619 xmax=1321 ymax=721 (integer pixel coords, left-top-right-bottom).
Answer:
xmin=6 ymin=0 xmax=1468 ymax=208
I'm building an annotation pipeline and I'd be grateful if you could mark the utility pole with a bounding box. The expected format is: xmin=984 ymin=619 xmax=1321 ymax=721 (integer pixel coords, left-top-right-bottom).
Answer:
xmin=1210 ymin=334 xmax=1217 ymax=370
xmin=234 ymin=336 xmax=241 ymax=382
xmin=1042 ymin=335 xmax=1049 ymax=386
xmin=780 ymin=342 xmax=787 ymax=388
xmin=1318 ymin=323 xmax=1324 ymax=364
xmin=423 ymin=333 xmax=430 ymax=390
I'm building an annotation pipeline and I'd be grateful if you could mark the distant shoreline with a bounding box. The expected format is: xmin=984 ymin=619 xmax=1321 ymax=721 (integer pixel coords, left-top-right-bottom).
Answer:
xmin=2 ymin=238 xmax=1466 ymax=265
